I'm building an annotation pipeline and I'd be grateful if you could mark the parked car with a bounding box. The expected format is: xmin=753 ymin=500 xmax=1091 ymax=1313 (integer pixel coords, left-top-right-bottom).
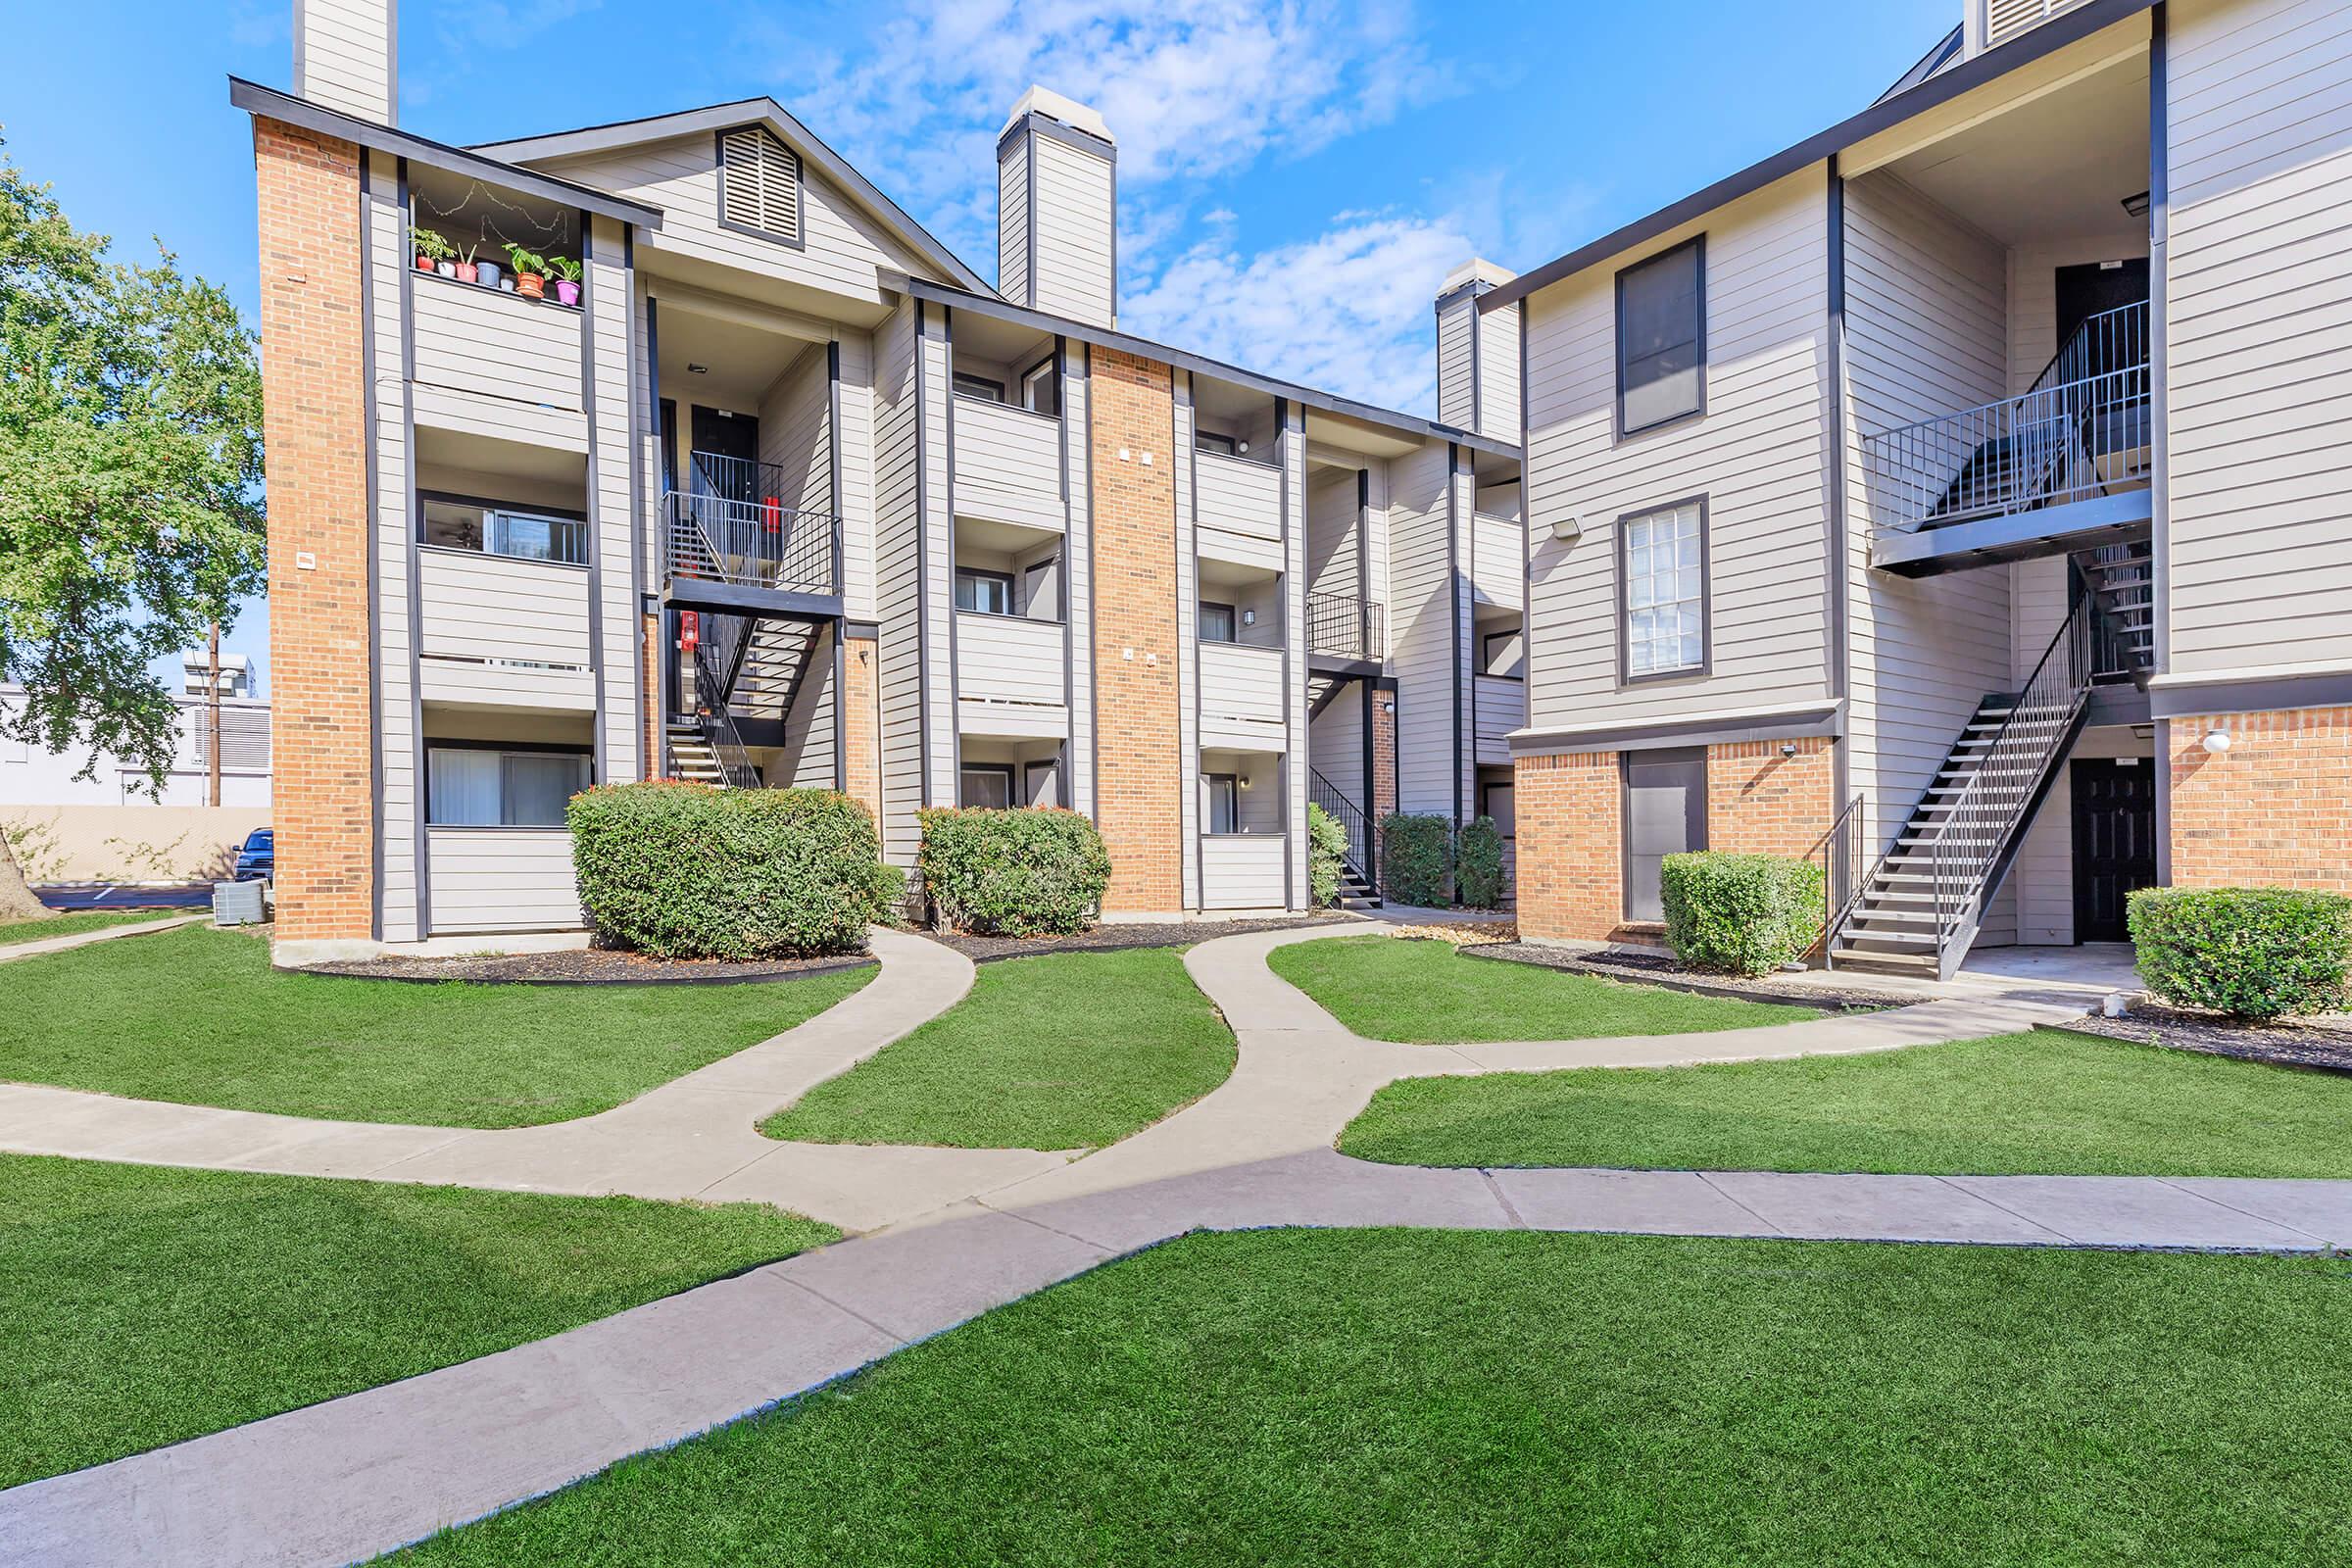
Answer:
xmin=232 ymin=828 xmax=273 ymax=883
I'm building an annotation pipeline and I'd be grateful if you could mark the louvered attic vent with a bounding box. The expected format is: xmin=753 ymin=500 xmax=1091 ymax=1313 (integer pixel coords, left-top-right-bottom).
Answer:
xmin=1984 ymin=0 xmax=2092 ymax=49
xmin=719 ymin=125 xmax=801 ymax=242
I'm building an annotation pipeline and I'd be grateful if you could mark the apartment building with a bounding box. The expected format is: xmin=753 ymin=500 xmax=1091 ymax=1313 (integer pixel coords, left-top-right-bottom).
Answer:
xmin=242 ymin=0 xmax=1522 ymax=956
xmin=1499 ymin=0 xmax=2352 ymax=976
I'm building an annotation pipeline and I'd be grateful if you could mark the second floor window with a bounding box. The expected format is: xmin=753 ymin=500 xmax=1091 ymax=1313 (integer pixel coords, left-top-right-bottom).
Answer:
xmin=954 ymin=371 xmax=1005 ymax=404
xmin=421 ymin=497 xmax=588 ymax=566
xmin=1205 ymin=773 xmax=1239 ymax=834
xmin=1617 ymin=236 xmax=1705 ymax=434
xmin=956 ymin=568 xmax=1013 ymax=615
xmin=1621 ymin=499 xmax=1706 ymax=680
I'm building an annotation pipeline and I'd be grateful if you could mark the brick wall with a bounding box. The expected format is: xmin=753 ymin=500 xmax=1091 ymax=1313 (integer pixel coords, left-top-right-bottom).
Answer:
xmin=1087 ymin=349 xmax=1183 ymax=910
xmin=843 ymin=630 xmax=883 ymax=821
xmin=1371 ymin=690 xmax=1398 ymax=874
xmin=256 ymin=119 xmax=373 ymax=943
xmin=1707 ymin=736 xmax=1835 ymax=857
xmin=2170 ymin=707 xmax=2352 ymax=891
xmin=1513 ymin=751 xmax=1621 ymax=940
xmin=640 ymin=612 xmax=660 ymax=778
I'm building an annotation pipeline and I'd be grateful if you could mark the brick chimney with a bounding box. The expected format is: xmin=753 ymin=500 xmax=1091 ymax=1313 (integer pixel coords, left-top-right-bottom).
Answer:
xmin=294 ymin=0 xmax=396 ymax=123
xmin=997 ymin=87 xmax=1117 ymax=328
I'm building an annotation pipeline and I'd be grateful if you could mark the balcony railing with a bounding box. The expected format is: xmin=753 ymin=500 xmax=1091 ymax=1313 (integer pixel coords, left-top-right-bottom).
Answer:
xmin=664 ymin=451 xmax=841 ymax=597
xmin=1862 ymin=301 xmax=2149 ymax=539
xmin=1305 ymin=592 xmax=1385 ymax=662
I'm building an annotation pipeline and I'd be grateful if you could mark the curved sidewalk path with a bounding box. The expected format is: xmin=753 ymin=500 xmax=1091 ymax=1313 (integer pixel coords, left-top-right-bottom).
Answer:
xmin=0 ymin=927 xmax=1065 ymax=1232
xmin=7 ymin=923 xmax=2350 ymax=1568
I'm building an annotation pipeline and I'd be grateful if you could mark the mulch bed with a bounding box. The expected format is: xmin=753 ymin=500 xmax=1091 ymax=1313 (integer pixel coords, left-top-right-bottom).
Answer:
xmin=2050 ymin=1003 xmax=2352 ymax=1074
xmin=1465 ymin=941 xmax=1913 ymax=1013
xmin=935 ymin=912 xmax=1363 ymax=963
xmin=302 ymin=948 xmax=878 ymax=987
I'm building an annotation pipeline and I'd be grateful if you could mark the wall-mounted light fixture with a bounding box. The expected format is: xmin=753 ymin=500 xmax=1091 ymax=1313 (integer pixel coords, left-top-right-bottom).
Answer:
xmin=2121 ymin=190 xmax=2151 ymax=219
xmin=1381 ymin=701 xmax=1396 ymax=714
xmin=2202 ymin=728 xmax=2231 ymax=756
xmin=1550 ymin=514 xmax=1583 ymax=542
xmin=687 ymin=363 xmax=710 ymax=375
xmin=1779 ymin=742 xmax=1798 ymax=759
xmin=1237 ymin=773 xmax=1252 ymax=790
xmin=1241 ymin=609 xmax=1255 ymax=626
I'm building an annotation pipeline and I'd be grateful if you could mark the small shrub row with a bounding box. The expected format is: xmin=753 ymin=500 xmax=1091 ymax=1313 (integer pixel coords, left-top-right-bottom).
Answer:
xmin=2129 ymin=886 xmax=2352 ymax=1021
xmin=568 ymin=783 xmax=897 ymax=960
xmin=1377 ymin=813 xmax=1507 ymax=910
xmin=917 ymin=808 xmax=1111 ymax=936
xmin=1660 ymin=853 xmax=1826 ymax=977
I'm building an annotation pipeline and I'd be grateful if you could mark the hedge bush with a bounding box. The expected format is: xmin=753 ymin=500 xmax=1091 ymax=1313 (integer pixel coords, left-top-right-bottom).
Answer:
xmin=1456 ymin=816 xmax=1505 ymax=909
xmin=1306 ymin=803 xmax=1348 ymax=909
xmin=917 ymin=808 xmax=1110 ymax=936
xmin=1381 ymin=813 xmax=1452 ymax=908
xmin=2128 ymin=886 xmax=2352 ymax=1021
xmin=1659 ymin=852 xmax=1826 ymax=977
xmin=568 ymin=783 xmax=893 ymax=960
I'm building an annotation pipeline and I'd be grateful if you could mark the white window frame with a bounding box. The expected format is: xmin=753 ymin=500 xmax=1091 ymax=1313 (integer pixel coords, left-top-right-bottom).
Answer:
xmin=1618 ymin=497 xmax=1708 ymax=683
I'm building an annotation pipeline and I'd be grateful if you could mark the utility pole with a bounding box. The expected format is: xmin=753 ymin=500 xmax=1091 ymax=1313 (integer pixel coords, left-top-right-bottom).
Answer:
xmin=207 ymin=621 xmax=222 ymax=808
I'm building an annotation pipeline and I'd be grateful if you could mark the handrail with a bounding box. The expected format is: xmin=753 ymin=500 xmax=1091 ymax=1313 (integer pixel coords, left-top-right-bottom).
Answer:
xmin=1305 ymin=592 xmax=1385 ymax=662
xmin=1814 ymin=792 xmax=1870 ymax=942
xmin=1307 ymin=768 xmax=1376 ymax=894
xmin=689 ymin=630 xmax=760 ymax=789
xmin=665 ymin=450 xmax=841 ymax=596
xmin=1862 ymin=300 xmax=2149 ymax=537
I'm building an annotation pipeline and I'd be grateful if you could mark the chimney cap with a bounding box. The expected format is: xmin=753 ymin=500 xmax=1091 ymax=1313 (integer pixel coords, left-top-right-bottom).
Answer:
xmin=1441 ymin=257 xmax=1519 ymax=297
xmin=1003 ymin=85 xmax=1113 ymax=145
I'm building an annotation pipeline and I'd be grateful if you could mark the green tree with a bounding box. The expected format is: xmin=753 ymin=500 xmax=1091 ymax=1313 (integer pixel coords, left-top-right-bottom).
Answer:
xmin=0 ymin=136 xmax=265 ymax=918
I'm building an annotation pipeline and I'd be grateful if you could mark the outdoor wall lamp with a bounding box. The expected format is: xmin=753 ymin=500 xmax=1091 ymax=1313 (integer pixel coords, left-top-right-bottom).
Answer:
xmin=1551 ymin=514 xmax=1583 ymax=542
xmin=2202 ymin=728 xmax=2231 ymax=756
xmin=1242 ymin=609 xmax=1255 ymax=626
xmin=1238 ymin=774 xmax=1252 ymax=790
xmin=1779 ymin=742 xmax=1799 ymax=759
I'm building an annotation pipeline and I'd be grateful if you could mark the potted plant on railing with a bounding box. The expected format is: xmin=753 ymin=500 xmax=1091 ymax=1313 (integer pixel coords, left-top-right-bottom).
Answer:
xmin=504 ymin=243 xmax=547 ymax=299
xmin=454 ymin=242 xmax=479 ymax=286
xmin=475 ymin=248 xmax=503 ymax=289
xmin=410 ymin=225 xmax=453 ymax=273
xmin=544 ymin=256 xmax=583 ymax=308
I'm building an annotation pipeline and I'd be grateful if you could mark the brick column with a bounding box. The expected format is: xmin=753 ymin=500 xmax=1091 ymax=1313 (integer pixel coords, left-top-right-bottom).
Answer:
xmin=2169 ymin=707 xmax=2352 ymax=890
xmin=1706 ymin=736 xmax=1835 ymax=857
xmin=842 ymin=629 xmax=883 ymax=823
xmin=1513 ymin=751 xmax=1621 ymax=941
xmin=256 ymin=119 xmax=373 ymax=944
xmin=1087 ymin=350 xmax=1184 ymax=911
xmin=641 ymin=612 xmax=661 ymax=778
xmin=1370 ymin=687 xmax=1398 ymax=877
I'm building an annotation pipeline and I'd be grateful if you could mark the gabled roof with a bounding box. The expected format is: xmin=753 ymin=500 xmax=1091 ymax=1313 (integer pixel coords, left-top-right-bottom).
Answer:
xmin=471 ymin=99 xmax=993 ymax=296
xmin=1478 ymin=0 xmax=2155 ymax=313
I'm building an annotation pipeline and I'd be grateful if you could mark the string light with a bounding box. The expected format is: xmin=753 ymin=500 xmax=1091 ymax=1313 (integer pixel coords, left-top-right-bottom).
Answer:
xmin=415 ymin=177 xmax=572 ymax=259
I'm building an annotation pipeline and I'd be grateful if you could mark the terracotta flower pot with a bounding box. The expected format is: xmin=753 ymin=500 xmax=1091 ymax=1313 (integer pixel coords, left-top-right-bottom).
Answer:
xmin=455 ymin=263 xmax=478 ymax=284
xmin=516 ymin=272 xmax=545 ymax=299
xmin=415 ymin=253 xmax=435 ymax=271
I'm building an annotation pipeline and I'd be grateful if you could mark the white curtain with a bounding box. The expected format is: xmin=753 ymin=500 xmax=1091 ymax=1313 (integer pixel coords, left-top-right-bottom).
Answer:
xmin=427 ymin=749 xmax=501 ymax=825
xmin=503 ymin=754 xmax=586 ymax=825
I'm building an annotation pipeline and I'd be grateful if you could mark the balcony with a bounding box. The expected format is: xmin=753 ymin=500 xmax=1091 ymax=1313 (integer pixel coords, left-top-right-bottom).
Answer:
xmin=1195 ymin=448 xmax=1283 ymax=566
xmin=662 ymin=452 xmax=843 ymax=613
xmin=956 ymin=610 xmax=1067 ymax=738
xmin=1305 ymin=592 xmax=1384 ymax=667
xmin=952 ymin=394 xmax=1064 ymax=531
xmin=1864 ymin=302 xmax=2151 ymax=577
xmin=1198 ymin=640 xmax=1287 ymax=752
xmin=1472 ymin=674 xmax=1523 ymax=766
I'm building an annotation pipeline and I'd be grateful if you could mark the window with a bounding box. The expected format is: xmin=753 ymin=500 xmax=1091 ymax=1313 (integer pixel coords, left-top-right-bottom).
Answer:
xmin=1020 ymin=357 xmax=1059 ymax=417
xmin=426 ymin=747 xmax=590 ymax=826
xmin=1617 ymin=237 xmax=1704 ymax=434
xmin=1620 ymin=499 xmax=1706 ymax=680
xmin=1482 ymin=629 xmax=1525 ymax=678
xmin=717 ymin=124 xmax=801 ymax=243
xmin=953 ymin=371 xmax=1005 ymax=404
xmin=1205 ymin=773 xmax=1240 ymax=834
xmin=1195 ymin=429 xmax=1238 ymax=457
xmin=956 ymin=568 xmax=1013 ymax=615
xmin=1199 ymin=602 xmax=1237 ymax=643
xmin=1481 ymin=782 xmax=1516 ymax=840
xmin=420 ymin=497 xmax=588 ymax=565
xmin=959 ymin=764 xmax=1013 ymax=808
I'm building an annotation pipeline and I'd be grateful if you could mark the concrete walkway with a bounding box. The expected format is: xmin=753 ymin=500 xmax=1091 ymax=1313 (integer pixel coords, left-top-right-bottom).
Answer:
xmin=0 ymin=926 xmax=1066 ymax=1232
xmin=0 ymin=911 xmax=203 ymax=965
xmin=6 ymin=923 xmax=2350 ymax=1568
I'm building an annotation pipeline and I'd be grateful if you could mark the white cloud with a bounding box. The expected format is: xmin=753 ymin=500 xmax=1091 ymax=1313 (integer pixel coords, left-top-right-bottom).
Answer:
xmin=1120 ymin=210 xmax=1478 ymax=416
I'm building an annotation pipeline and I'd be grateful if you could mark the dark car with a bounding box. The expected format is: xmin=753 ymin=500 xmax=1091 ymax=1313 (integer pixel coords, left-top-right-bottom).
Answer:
xmin=232 ymin=828 xmax=273 ymax=883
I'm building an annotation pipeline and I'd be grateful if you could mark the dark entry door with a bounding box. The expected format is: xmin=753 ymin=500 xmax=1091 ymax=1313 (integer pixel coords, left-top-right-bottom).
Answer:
xmin=689 ymin=406 xmax=759 ymax=500
xmin=2071 ymin=759 xmax=2157 ymax=943
xmin=1623 ymin=748 xmax=1707 ymax=923
xmin=2055 ymin=260 xmax=2149 ymax=378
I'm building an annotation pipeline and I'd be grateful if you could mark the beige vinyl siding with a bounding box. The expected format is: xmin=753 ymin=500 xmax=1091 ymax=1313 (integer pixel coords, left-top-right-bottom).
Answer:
xmin=1309 ymin=680 xmax=1366 ymax=804
xmin=540 ymin=135 xmax=931 ymax=311
xmin=1304 ymin=466 xmax=1360 ymax=599
xmin=295 ymin=0 xmax=392 ymax=122
xmin=1387 ymin=440 xmax=1459 ymax=817
xmin=951 ymin=395 xmax=1064 ymax=530
xmin=837 ymin=329 xmax=879 ymax=620
xmin=873 ymin=298 xmax=924 ymax=864
xmin=2164 ymin=0 xmax=2352 ymax=674
xmin=956 ymin=612 xmax=1065 ymax=708
xmin=1521 ymin=170 xmax=1834 ymax=740
xmin=1196 ymin=525 xmax=1284 ymax=574
xmin=1473 ymin=674 xmax=1523 ymax=767
xmin=998 ymin=132 xmax=1032 ymax=306
xmin=2008 ymin=230 xmax=2148 ymax=394
xmin=416 ymin=550 xmax=592 ymax=666
xmin=1195 ymin=449 xmax=1283 ymax=540
xmin=424 ymin=828 xmax=582 ymax=934
xmin=1363 ymin=460 xmax=1393 ymax=626
xmin=778 ymin=624 xmax=838 ymax=789
xmin=1472 ymin=498 xmax=1524 ymax=613
xmin=367 ymin=149 xmax=418 ymax=941
xmin=1200 ymin=835 xmax=1286 ymax=909
xmin=759 ymin=344 xmax=832 ymax=517
xmin=1198 ymin=643 xmax=1288 ymax=750
xmin=411 ymin=382 xmax=586 ymax=453
xmin=1478 ymin=302 xmax=1523 ymax=442
xmin=1061 ymin=343 xmax=1096 ymax=817
xmin=1282 ymin=409 xmax=1310 ymax=905
xmin=1027 ymin=135 xmax=1115 ymax=327
xmin=586 ymin=219 xmax=640 ymax=781
xmin=918 ymin=313 xmax=956 ymax=815
xmin=1436 ymin=292 xmax=1476 ymax=431
xmin=1843 ymin=170 xmax=2015 ymax=898
xmin=410 ymin=278 xmax=582 ymax=411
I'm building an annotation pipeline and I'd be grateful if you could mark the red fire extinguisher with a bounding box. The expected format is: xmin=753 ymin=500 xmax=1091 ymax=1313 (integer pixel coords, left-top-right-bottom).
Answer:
xmin=678 ymin=611 xmax=700 ymax=652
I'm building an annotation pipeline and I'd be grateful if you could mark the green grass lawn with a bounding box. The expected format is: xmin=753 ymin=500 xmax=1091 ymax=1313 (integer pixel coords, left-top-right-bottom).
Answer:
xmin=0 ymin=1154 xmax=835 ymax=1489
xmin=1267 ymin=935 xmax=1814 ymax=1043
xmin=1342 ymin=1029 xmax=2352 ymax=1178
xmin=0 ymin=924 xmax=874 ymax=1127
xmin=400 ymin=1228 xmax=2352 ymax=1567
xmin=761 ymin=948 xmax=1234 ymax=1150
xmin=0 ymin=907 xmax=177 ymax=947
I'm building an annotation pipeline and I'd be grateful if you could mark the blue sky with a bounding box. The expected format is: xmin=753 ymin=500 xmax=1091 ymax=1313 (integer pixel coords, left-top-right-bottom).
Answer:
xmin=4 ymin=0 xmax=1955 ymax=684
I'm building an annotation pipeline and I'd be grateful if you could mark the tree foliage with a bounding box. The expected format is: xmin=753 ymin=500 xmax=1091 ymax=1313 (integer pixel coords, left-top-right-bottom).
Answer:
xmin=0 ymin=137 xmax=266 ymax=787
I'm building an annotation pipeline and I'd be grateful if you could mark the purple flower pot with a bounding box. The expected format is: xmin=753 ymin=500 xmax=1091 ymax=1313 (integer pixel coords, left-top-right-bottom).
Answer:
xmin=553 ymin=279 xmax=581 ymax=308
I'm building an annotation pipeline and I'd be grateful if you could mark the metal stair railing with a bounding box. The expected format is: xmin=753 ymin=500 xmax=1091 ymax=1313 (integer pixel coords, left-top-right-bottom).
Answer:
xmin=1305 ymin=593 xmax=1386 ymax=662
xmin=1813 ymin=792 xmax=1870 ymax=946
xmin=1307 ymin=768 xmax=1376 ymax=893
xmin=664 ymin=451 xmax=843 ymax=596
xmin=689 ymin=632 xmax=760 ymax=789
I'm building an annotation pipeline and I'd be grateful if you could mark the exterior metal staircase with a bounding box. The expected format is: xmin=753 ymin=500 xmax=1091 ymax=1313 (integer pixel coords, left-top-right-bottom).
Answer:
xmin=2082 ymin=540 xmax=2154 ymax=676
xmin=667 ymin=611 xmax=826 ymax=788
xmin=1308 ymin=768 xmax=1379 ymax=905
xmin=1828 ymin=587 xmax=2096 ymax=978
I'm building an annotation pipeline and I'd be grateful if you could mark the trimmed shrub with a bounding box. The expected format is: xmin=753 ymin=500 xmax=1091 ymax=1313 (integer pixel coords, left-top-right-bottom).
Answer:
xmin=568 ymin=782 xmax=893 ymax=960
xmin=1456 ymin=816 xmax=1505 ymax=910
xmin=1307 ymin=803 xmax=1348 ymax=909
xmin=917 ymin=808 xmax=1110 ymax=936
xmin=1659 ymin=852 xmax=1826 ymax=977
xmin=1381 ymin=813 xmax=1452 ymax=908
xmin=2128 ymin=886 xmax=2352 ymax=1021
